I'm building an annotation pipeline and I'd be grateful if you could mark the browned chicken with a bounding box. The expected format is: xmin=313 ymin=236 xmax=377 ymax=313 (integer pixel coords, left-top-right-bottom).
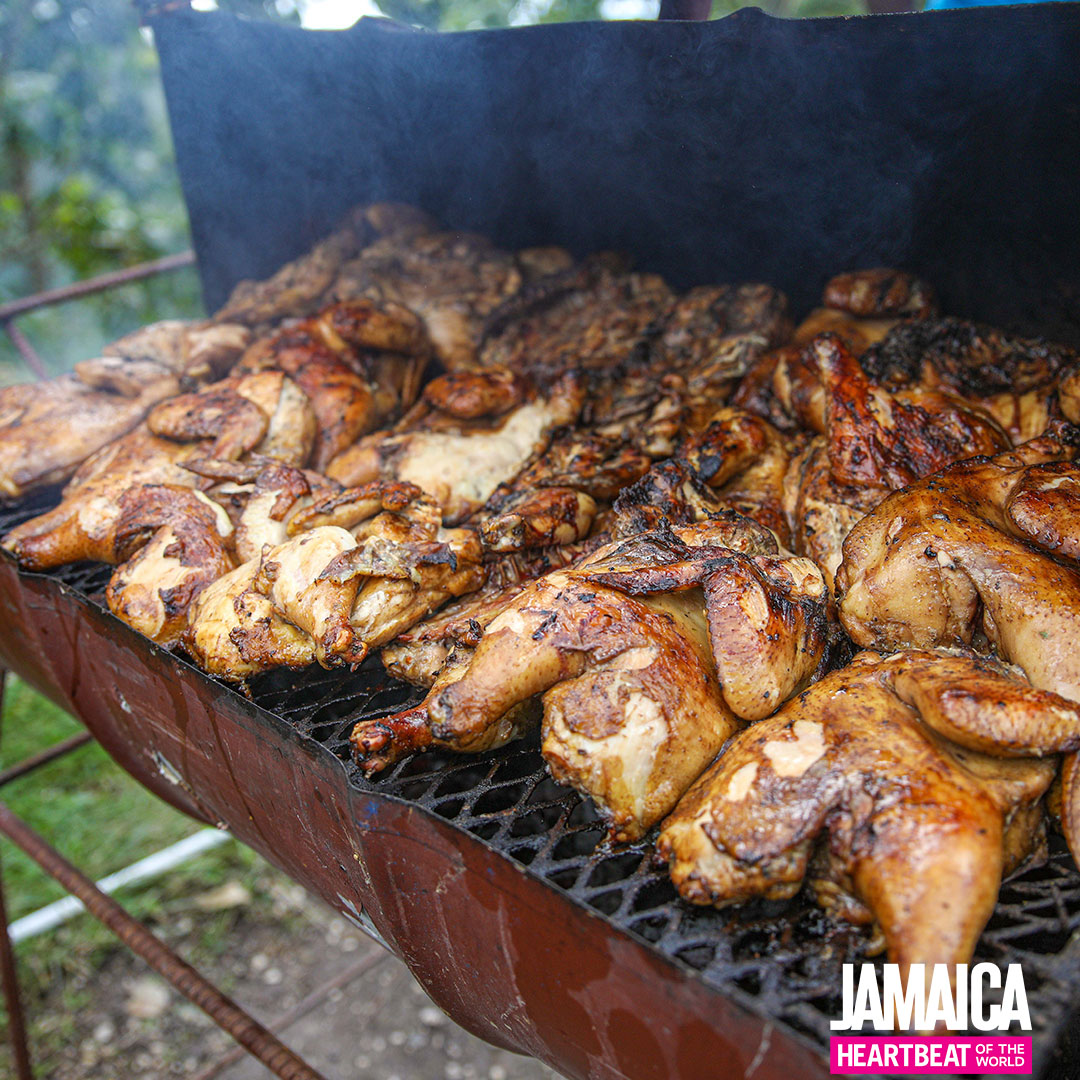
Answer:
xmin=0 ymin=373 xmax=179 ymax=499
xmin=3 ymin=427 xmax=215 ymax=571
xmin=4 ymin=370 xmax=319 ymax=571
xmin=105 ymin=486 xmax=235 ymax=646
xmin=0 ymin=320 xmax=250 ymax=499
xmin=183 ymin=482 xmax=485 ymax=680
xmin=354 ymin=518 xmax=828 ymax=841
xmin=783 ymin=335 xmax=1010 ymax=589
xmin=215 ymin=202 xmax=438 ymax=330
xmin=653 ymin=283 xmax=792 ymax=396
xmin=859 ymin=317 xmax=1077 ymax=444
xmin=659 ymin=649 xmax=1067 ymax=994
xmin=732 ymin=268 xmax=933 ymax=430
xmin=326 ymin=368 xmax=583 ymax=523
xmin=333 ymin=228 xmax=530 ymax=371
xmin=837 ymin=427 xmax=1080 ymax=701
xmin=678 ymin=407 xmax=797 ymax=546
xmin=379 ymin=542 xmax=593 ymax=687
xmin=234 ymin=299 xmax=431 ymax=470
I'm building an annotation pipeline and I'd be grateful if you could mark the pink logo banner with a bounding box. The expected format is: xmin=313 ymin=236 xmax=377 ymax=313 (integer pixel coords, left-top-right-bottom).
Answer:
xmin=830 ymin=1037 xmax=1031 ymax=1075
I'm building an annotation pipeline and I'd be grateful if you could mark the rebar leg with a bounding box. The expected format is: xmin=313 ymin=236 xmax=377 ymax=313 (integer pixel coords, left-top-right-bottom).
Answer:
xmin=0 ymin=668 xmax=32 ymax=1080
xmin=0 ymin=847 xmax=32 ymax=1080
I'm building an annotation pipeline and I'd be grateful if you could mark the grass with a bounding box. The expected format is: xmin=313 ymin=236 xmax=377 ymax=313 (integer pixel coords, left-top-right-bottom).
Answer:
xmin=0 ymin=676 xmax=299 ymax=1075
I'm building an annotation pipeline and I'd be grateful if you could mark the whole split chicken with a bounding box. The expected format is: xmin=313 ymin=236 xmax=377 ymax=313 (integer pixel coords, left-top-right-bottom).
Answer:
xmin=184 ymin=480 xmax=484 ymax=680
xmin=0 ymin=320 xmax=250 ymax=498
xmin=353 ymin=513 xmax=830 ymax=841
xmin=658 ymin=649 xmax=1080 ymax=988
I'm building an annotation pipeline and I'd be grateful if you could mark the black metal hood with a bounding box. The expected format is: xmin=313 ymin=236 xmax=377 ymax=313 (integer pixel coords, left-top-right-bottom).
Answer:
xmin=152 ymin=4 xmax=1080 ymax=340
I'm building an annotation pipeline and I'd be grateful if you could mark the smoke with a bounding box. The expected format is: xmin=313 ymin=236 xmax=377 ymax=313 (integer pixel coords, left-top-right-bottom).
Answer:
xmin=154 ymin=4 xmax=1080 ymax=339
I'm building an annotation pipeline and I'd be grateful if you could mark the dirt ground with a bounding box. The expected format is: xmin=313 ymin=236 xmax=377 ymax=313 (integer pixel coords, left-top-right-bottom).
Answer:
xmin=18 ymin=871 xmax=562 ymax=1080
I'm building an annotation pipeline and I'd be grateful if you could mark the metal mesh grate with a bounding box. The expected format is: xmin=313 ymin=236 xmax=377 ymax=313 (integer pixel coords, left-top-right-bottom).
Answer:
xmin=4 ymin=491 xmax=1080 ymax=1078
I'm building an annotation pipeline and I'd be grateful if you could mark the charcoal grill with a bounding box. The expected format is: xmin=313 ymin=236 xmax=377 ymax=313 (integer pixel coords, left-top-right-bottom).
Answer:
xmin=3 ymin=6 xmax=1080 ymax=1078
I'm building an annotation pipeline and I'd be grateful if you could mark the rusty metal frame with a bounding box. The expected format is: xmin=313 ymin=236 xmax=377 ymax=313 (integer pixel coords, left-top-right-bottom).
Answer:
xmin=0 ymin=254 xmax=349 ymax=1079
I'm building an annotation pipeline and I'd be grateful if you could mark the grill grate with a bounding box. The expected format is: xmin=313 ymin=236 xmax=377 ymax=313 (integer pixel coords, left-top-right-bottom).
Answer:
xmin=5 ymin=490 xmax=1080 ymax=1077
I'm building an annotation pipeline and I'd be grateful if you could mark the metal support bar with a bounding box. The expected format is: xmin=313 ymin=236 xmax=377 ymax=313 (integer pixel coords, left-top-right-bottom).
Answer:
xmin=0 ymin=251 xmax=195 ymax=323
xmin=0 ymin=801 xmax=327 ymax=1080
xmin=0 ymin=732 xmax=94 ymax=789
xmin=0 ymin=847 xmax=33 ymax=1080
xmin=1 ymin=324 xmax=47 ymax=383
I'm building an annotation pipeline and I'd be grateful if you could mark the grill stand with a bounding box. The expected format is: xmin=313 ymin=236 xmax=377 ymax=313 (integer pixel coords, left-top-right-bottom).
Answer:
xmin=0 ymin=257 xmax=346 ymax=1080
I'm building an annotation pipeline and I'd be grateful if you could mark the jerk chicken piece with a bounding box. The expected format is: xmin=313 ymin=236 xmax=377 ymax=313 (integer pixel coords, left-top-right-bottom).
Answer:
xmin=4 ymin=369 xmax=318 ymax=571
xmin=837 ymin=426 xmax=1080 ymax=700
xmin=859 ymin=317 xmax=1078 ymax=444
xmin=333 ymin=227 xmax=532 ymax=371
xmin=235 ymin=298 xmax=431 ymax=471
xmin=183 ymin=483 xmax=485 ymax=680
xmin=379 ymin=542 xmax=594 ymax=687
xmin=0 ymin=372 xmax=179 ymax=499
xmin=3 ymin=427 xmax=215 ymax=571
xmin=479 ymin=261 xmax=672 ymax=377
xmin=678 ymin=407 xmax=797 ymax=546
xmin=732 ymin=268 xmax=933 ymax=432
xmin=659 ymin=649 xmax=1066 ymax=991
xmin=782 ymin=335 xmax=1010 ymax=589
xmin=0 ymin=320 xmax=250 ymax=499
xmin=105 ymin=486 xmax=235 ymax=646
xmin=215 ymin=202 xmax=438 ymax=330
xmin=327 ymin=368 xmax=583 ymax=524
xmin=355 ymin=517 xmax=829 ymax=841
xmin=183 ymin=559 xmax=318 ymax=680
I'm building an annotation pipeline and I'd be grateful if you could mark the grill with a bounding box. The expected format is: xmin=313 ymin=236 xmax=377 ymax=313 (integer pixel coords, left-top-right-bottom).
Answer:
xmin=4 ymin=489 xmax=1080 ymax=1079
xmin=5 ymin=6 xmax=1080 ymax=1077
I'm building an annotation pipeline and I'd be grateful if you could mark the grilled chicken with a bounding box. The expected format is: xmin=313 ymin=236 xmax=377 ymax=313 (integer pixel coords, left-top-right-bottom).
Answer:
xmin=326 ymin=368 xmax=583 ymax=523
xmin=215 ymin=202 xmax=438 ymax=330
xmin=782 ymin=335 xmax=1010 ymax=588
xmin=859 ymin=317 xmax=1077 ymax=444
xmin=3 ymin=426 xmax=215 ymax=570
xmin=183 ymin=483 xmax=484 ymax=680
xmin=0 ymin=321 xmax=250 ymax=499
xmin=0 ymin=373 xmax=180 ymax=499
xmin=4 ymin=370 xmax=319 ymax=571
xmin=354 ymin=518 xmax=828 ymax=840
xmin=678 ymin=407 xmax=796 ymax=546
xmin=837 ymin=427 xmax=1080 ymax=700
xmin=105 ymin=486 xmax=235 ymax=646
xmin=379 ymin=543 xmax=593 ymax=687
xmin=334 ymin=228 xmax=529 ymax=370
xmin=658 ymin=649 xmax=1061 ymax=995
xmin=235 ymin=299 xmax=431 ymax=470
xmin=183 ymin=559 xmax=318 ymax=680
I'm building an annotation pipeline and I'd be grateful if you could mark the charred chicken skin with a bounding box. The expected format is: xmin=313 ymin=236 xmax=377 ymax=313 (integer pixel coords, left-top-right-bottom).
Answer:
xmin=658 ymin=649 xmax=1066 ymax=993
xmin=781 ymin=334 xmax=1010 ymax=589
